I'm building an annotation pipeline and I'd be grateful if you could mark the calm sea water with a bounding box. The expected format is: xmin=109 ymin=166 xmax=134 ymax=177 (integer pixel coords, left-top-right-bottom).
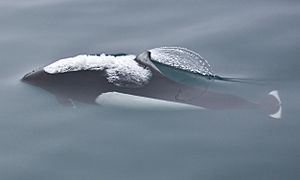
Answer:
xmin=1 ymin=0 xmax=300 ymax=179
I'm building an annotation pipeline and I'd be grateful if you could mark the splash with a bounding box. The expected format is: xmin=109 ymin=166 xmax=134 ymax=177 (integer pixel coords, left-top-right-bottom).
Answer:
xmin=149 ymin=47 xmax=214 ymax=76
xmin=44 ymin=54 xmax=152 ymax=88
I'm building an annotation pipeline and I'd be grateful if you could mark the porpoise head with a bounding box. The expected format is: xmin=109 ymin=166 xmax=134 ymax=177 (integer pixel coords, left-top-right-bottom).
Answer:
xmin=21 ymin=53 xmax=156 ymax=104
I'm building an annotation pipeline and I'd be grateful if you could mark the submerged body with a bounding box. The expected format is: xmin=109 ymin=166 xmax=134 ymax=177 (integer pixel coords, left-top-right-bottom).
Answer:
xmin=22 ymin=47 xmax=282 ymax=119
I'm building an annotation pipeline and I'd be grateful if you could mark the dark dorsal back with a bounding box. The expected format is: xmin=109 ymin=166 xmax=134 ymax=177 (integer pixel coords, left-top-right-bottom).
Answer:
xmin=90 ymin=53 xmax=128 ymax=57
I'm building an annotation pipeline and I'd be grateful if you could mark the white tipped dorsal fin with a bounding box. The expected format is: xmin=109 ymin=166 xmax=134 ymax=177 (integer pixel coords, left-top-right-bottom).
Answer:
xmin=136 ymin=51 xmax=162 ymax=73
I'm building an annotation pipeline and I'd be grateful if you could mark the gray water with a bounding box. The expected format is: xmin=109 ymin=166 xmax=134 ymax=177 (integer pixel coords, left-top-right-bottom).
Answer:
xmin=1 ymin=0 xmax=300 ymax=179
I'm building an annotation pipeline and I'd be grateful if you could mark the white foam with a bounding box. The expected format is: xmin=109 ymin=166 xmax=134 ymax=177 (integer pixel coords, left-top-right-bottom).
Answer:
xmin=44 ymin=54 xmax=152 ymax=87
xmin=149 ymin=47 xmax=213 ymax=76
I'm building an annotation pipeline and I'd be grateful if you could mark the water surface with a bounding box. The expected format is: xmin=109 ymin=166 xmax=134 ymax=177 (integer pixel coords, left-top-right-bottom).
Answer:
xmin=1 ymin=0 xmax=300 ymax=179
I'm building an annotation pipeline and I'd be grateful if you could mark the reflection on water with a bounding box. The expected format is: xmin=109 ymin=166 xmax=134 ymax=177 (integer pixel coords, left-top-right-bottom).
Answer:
xmin=1 ymin=0 xmax=300 ymax=179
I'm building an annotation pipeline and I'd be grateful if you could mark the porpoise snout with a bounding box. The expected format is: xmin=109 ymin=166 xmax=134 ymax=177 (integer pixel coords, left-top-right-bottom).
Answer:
xmin=22 ymin=68 xmax=47 ymax=83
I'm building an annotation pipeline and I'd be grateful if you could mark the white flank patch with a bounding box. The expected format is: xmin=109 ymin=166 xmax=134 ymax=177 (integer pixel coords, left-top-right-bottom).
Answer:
xmin=95 ymin=92 xmax=204 ymax=110
xmin=44 ymin=54 xmax=152 ymax=87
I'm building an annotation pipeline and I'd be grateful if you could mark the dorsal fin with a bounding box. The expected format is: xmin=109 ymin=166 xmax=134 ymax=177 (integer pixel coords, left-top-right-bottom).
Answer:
xmin=135 ymin=51 xmax=162 ymax=73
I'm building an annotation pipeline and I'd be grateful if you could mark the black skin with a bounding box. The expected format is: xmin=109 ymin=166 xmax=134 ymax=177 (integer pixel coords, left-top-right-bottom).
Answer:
xmin=22 ymin=57 xmax=257 ymax=110
xmin=21 ymin=51 xmax=279 ymax=116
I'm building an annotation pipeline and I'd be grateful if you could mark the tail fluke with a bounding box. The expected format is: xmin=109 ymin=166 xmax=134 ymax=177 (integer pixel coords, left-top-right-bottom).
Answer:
xmin=259 ymin=90 xmax=282 ymax=119
xmin=268 ymin=90 xmax=282 ymax=119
